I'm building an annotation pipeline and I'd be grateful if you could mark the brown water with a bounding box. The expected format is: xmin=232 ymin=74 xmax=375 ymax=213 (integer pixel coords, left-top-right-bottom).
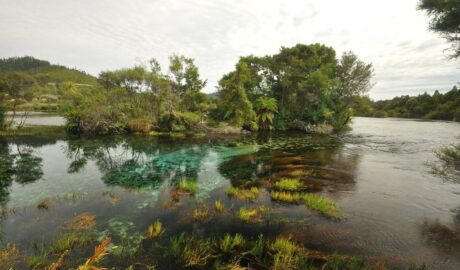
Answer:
xmin=1 ymin=117 xmax=460 ymax=269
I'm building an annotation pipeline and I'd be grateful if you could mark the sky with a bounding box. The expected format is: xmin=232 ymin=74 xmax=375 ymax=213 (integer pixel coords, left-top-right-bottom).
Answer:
xmin=0 ymin=0 xmax=459 ymax=100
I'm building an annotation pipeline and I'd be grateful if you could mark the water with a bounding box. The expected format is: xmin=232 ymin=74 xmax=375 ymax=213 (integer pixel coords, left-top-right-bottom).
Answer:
xmin=1 ymin=117 xmax=460 ymax=269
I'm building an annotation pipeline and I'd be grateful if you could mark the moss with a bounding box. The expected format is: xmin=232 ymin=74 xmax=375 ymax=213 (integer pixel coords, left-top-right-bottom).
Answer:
xmin=227 ymin=187 xmax=260 ymax=200
xmin=274 ymin=178 xmax=303 ymax=191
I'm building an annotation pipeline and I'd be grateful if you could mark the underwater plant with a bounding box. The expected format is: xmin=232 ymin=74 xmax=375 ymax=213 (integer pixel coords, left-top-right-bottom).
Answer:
xmin=169 ymin=233 xmax=214 ymax=267
xmin=270 ymin=191 xmax=302 ymax=203
xmin=214 ymin=200 xmax=225 ymax=212
xmin=177 ymin=180 xmax=198 ymax=194
xmin=274 ymin=178 xmax=303 ymax=191
xmin=193 ymin=208 xmax=209 ymax=221
xmin=227 ymin=187 xmax=261 ymax=200
xmin=66 ymin=213 xmax=96 ymax=231
xmin=0 ymin=243 xmax=21 ymax=270
xmin=219 ymin=233 xmax=246 ymax=254
xmin=77 ymin=237 xmax=111 ymax=270
xmin=238 ymin=207 xmax=263 ymax=223
xmin=302 ymin=194 xmax=342 ymax=218
xmin=37 ymin=199 xmax=50 ymax=209
xmin=143 ymin=220 xmax=165 ymax=239
xmin=270 ymin=236 xmax=303 ymax=270
xmin=50 ymin=232 xmax=93 ymax=253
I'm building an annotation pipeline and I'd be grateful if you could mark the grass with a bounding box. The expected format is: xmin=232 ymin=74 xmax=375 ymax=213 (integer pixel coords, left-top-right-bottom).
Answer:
xmin=302 ymin=194 xmax=343 ymax=218
xmin=219 ymin=233 xmax=246 ymax=253
xmin=0 ymin=125 xmax=66 ymax=137
xmin=170 ymin=233 xmax=214 ymax=267
xmin=274 ymin=178 xmax=303 ymax=191
xmin=177 ymin=180 xmax=198 ymax=194
xmin=270 ymin=237 xmax=302 ymax=270
xmin=271 ymin=191 xmax=343 ymax=218
xmin=227 ymin=187 xmax=261 ymax=200
xmin=193 ymin=208 xmax=209 ymax=221
xmin=270 ymin=191 xmax=303 ymax=203
xmin=0 ymin=243 xmax=21 ymax=270
xmin=143 ymin=220 xmax=165 ymax=239
xmin=214 ymin=200 xmax=225 ymax=212
xmin=238 ymin=207 xmax=264 ymax=223
xmin=50 ymin=232 xmax=93 ymax=253
xmin=27 ymin=254 xmax=51 ymax=269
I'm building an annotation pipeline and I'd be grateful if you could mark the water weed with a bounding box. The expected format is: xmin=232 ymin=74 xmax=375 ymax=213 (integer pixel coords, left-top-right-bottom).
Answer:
xmin=214 ymin=200 xmax=225 ymax=212
xmin=177 ymin=180 xmax=198 ymax=194
xmin=274 ymin=178 xmax=303 ymax=191
xmin=143 ymin=220 xmax=165 ymax=239
xmin=227 ymin=187 xmax=260 ymax=200
xmin=193 ymin=208 xmax=209 ymax=221
xmin=219 ymin=233 xmax=246 ymax=253
xmin=302 ymin=194 xmax=342 ymax=218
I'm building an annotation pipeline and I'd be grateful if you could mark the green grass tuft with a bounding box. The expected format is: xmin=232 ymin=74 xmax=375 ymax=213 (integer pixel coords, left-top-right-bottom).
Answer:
xmin=275 ymin=178 xmax=303 ymax=191
xmin=177 ymin=180 xmax=197 ymax=194
xmin=227 ymin=187 xmax=260 ymax=200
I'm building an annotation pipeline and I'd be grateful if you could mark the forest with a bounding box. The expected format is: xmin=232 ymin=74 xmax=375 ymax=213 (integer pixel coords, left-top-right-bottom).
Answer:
xmin=0 ymin=44 xmax=374 ymax=135
xmin=350 ymin=86 xmax=460 ymax=121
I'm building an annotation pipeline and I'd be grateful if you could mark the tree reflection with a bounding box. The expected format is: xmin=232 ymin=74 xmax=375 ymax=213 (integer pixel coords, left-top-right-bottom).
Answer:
xmin=64 ymin=137 xmax=211 ymax=189
xmin=0 ymin=138 xmax=44 ymax=205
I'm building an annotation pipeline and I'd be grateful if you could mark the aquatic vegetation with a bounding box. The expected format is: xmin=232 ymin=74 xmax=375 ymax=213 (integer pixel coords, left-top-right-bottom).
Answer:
xmin=143 ymin=220 xmax=164 ymax=239
xmin=270 ymin=237 xmax=303 ymax=270
xmin=302 ymin=194 xmax=342 ymax=218
xmin=37 ymin=199 xmax=50 ymax=209
xmin=289 ymin=170 xmax=311 ymax=178
xmin=177 ymin=180 xmax=198 ymax=194
xmin=193 ymin=208 xmax=209 ymax=221
xmin=249 ymin=234 xmax=265 ymax=259
xmin=431 ymin=140 xmax=460 ymax=181
xmin=227 ymin=187 xmax=261 ymax=200
xmin=27 ymin=254 xmax=51 ymax=269
xmin=103 ymin=219 xmax=142 ymax=259
xmin=271 ymin=191 xmax=342 ymax=218
xmin=274 ymin=178 xmax=303 ymax=191
xmin=50 ymin=232 xmax=93 ymax=253
xmin=219 ymin=233 xmax=246 ymax=253
xmin=322 ymin=254 xmax=367 ymax=270
xmin=270 ymin=191 xmax=303 ymax=203
xmin=238 ymin=207 xmax=263 ymax=223
xmin=214 ymin=200 xmax=225 ymax=212
xmin=0 ymin=243 xmax=21 ymax=270
xmin=169 ymin=233 xmax=214 ymax=267
xmin=66 ymin=213 xmax=96 ymax=230
xmin=49 ymin=250 xmax=68 ymax=270
xmin=77 ymin=237 xmax=111 ymax=270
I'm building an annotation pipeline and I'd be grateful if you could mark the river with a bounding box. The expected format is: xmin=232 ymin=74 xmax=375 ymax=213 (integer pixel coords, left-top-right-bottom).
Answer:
xmin=0 ymin=117 xmax=459 ymax=269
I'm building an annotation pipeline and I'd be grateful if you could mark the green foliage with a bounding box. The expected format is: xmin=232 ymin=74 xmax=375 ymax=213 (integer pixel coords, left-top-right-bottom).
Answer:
xmin=50 ymin=232 xmax=93 ymax=253
xmin=274 ymin=178 xmax=303 ymax=191
xmin=177 ymin=180 xmax=198 ymax=194
xmin=271 ymin=191 xmax=342 ymax=217
xmin=227 ymin=187 xmax=260 ymax=200
xmin=143 ymin=220 xmax=165 ymax=239
xmin=216 ymin=44 xmax=373 ymax=131
xmin=418 ymin=0 xmax=460 ymax=59
xmin=431 ymin=137 xmax=460 ymax=180
xmin=270 ymin=237 xmax=303 ymax=270
xmin=219 ymin=233 xmax=246 ymax=253
xmin=353 ymin=86 xmax=460 ymax=121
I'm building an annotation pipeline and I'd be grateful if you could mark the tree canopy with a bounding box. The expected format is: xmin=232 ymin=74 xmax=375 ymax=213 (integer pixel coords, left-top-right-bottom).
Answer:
xmin=418 ymin=0 xmax=460 ymax=59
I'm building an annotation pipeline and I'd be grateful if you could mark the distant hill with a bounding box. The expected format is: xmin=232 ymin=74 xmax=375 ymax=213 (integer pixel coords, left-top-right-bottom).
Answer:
xmin=0 ymin=56 xmax=96 ymax=85
xmin=0 ymin=56 xmax=97 ymax=111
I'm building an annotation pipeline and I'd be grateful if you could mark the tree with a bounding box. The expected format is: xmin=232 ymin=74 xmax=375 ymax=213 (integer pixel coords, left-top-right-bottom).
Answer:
xmin=418 ymin=0 xmax=460 ymax=59
xmin=336 ymin=52 xmax=374 ymax=97
xmin=218 ymin=62 xmax=257 ymax=129
xmin=254 ymin=97 xmax=277 ymax=130
xmin=168 ymin=55 xmax=207 ymax=96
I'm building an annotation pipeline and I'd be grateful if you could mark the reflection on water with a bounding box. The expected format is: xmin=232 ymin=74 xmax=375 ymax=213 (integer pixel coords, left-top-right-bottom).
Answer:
xmin=0 ymin=117 xmax=460 ymax=269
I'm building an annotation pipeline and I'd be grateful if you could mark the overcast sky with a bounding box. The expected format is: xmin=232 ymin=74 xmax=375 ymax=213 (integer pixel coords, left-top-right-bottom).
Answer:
xmin=0 ymin=0 xmax=458 ymax=100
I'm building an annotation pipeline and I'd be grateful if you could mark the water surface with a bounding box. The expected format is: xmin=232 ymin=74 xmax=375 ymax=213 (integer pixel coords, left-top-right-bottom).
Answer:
xmin=1 ymin=117 xmax=460 ymax=269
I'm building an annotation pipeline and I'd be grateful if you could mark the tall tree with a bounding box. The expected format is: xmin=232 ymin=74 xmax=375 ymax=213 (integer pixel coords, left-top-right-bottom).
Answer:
xmin=218 ymin=62 xmax=257 ymax=129
xmin=336 ymin=52 xmax=374 ymax=97
xmin=418 ymin=0 xmax=460 ymax=59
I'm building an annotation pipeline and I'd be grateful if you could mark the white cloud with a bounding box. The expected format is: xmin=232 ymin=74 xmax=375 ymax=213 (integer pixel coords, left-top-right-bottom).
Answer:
xmin=0 ymin=0 xmax=458 ymax=99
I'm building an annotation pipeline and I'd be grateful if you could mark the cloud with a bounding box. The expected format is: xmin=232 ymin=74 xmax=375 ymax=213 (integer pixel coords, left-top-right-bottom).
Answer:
xmin=0 ymin=0 xmax=458 ymax=100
